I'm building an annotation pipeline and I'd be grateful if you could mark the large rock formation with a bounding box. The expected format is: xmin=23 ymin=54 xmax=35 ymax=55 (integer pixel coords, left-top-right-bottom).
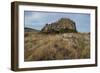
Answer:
xmin=41 ymin=18 xmax=77 ymax=33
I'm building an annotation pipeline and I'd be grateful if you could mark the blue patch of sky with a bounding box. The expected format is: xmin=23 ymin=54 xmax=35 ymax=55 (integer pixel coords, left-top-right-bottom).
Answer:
xmin=24 ymin=11 xmax=90 ymax=32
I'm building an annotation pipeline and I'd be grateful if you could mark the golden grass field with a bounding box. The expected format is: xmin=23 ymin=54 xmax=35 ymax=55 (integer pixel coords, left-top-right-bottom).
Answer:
xmin=24 ymin=32 xmax=90 ymax=61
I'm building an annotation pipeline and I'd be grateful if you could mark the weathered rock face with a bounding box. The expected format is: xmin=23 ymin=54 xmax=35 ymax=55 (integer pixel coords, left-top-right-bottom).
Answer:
xmin=41 ymin=18 xmax=77 ymax=33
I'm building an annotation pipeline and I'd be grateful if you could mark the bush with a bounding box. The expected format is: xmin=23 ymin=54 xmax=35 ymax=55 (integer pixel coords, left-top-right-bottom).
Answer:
xmin=55 ymin=28 xmax=77 ymax=33
xmin=41 ymin=28 xmax=77 ymax=34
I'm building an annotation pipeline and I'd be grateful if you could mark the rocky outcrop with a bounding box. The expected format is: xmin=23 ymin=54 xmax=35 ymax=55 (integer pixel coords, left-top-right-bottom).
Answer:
xmin=41 ymin=18 xmax=77 ymax=33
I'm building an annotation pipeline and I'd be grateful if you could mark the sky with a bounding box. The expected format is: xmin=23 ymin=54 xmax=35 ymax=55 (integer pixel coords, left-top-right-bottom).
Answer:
xmin=24 ymin=11 xmax=90 ymax=32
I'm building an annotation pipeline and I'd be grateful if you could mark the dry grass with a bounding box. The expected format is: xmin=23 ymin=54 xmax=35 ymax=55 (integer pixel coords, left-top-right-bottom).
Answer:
xmin=24 ymin=32 xmax=90 ymax=61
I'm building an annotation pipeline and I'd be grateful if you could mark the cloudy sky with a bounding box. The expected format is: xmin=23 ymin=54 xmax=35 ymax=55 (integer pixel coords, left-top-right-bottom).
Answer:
xmin=24 ymin=11 xmax=90 ymax=32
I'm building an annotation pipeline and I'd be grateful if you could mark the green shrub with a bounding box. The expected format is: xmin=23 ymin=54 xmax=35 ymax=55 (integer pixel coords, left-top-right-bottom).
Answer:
xmin=41 ymin=28 xmax=77 ymax=34
xmin=57 ymin=28 xmax=77 ymax=33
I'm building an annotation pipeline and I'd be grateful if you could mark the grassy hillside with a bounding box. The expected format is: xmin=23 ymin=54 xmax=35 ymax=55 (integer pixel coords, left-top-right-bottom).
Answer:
xmin=24 ymin=32 xmax=90 ymax=61
xmin=24 ymin=27 xmax=40 ymax=32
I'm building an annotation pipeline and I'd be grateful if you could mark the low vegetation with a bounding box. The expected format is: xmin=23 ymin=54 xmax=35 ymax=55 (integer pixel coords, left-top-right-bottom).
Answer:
xmin=24 ymin=32 xmax=90 ymax=61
